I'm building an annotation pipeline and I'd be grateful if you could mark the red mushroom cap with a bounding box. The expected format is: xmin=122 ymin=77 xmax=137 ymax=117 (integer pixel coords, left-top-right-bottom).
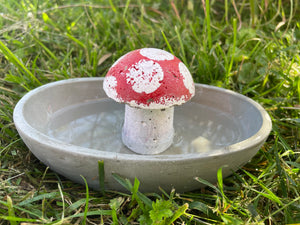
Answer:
xmin=103 ymin=48 xmax=195 ymax=109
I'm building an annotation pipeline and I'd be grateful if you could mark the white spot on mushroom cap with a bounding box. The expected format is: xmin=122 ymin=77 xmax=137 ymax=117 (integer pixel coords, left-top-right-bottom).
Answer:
xmin=103 ymin=76 xmax=119 ymax=100
xmin=179 ymin=62 xmax=195 ymax=96
xmin=126 ymin=59 xmax=164 ymax=94
xmin=140 ymin=48 xmax=174 ymax=61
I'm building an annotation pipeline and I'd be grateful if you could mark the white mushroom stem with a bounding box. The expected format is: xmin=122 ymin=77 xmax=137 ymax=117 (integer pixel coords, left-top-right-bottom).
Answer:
xmin=122 ymin=105 xmax=174 ymax=154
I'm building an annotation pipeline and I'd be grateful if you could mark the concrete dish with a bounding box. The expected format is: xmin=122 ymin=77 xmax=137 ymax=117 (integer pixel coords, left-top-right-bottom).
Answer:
xmin=14 ymin=78 xmax=272 ymax=192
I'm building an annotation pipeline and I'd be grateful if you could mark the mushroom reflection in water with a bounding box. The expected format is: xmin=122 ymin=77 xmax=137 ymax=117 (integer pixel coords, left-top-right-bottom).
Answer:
xmin=103 ymin=48 xmax=195 ymax=155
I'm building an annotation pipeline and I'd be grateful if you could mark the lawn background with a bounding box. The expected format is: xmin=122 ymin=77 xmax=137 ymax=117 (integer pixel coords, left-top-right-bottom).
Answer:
xmin=0 ymin=0 xmax=299 ymax=224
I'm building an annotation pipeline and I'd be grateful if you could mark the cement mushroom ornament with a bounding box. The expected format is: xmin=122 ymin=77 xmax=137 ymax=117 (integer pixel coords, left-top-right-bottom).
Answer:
xmin=103 ymin=48 xmax=195 ymax=154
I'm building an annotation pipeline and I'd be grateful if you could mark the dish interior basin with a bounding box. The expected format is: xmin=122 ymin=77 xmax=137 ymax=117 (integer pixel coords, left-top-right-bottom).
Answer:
xmin=14 ymin=78 xmax=272 ymax=192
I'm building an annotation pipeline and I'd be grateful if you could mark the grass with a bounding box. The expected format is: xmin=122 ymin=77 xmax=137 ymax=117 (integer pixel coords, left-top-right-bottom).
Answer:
xmin=0 ymin=0 xmax=299 ymax=224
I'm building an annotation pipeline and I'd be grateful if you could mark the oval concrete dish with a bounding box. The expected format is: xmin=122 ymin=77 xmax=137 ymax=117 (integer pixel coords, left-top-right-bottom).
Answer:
xmin=14 ymin=78 xmax=272 ymax=192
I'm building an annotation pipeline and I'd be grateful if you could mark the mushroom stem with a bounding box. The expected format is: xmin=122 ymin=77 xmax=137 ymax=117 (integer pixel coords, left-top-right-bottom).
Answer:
xmin=122 ymin=104 xmax=174 ymax=154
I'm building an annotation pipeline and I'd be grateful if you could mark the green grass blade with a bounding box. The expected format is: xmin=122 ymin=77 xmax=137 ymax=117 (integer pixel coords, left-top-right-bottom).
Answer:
xmin=65 ymin=198 xmax=86 ymax=214
xmin=167 ymin=203 xmax=188 ymax=225
xmin=217 ymin=166 xmax=226 ymax=198
xmin=189 ymin=201 xmax=218 ymax=219
xmin=175 ymin=26 xmax=187 ymax=65
xmin=131 ymin=177 xmax=147 ymax=213
xmin=112 ymin=173 xmax=133 ymax=191
xmin=161 ymin=29 xmax=174 ymax=55
xmin=225 ymin=18 xmax=237 ymax=86
xmin=109 ymin=197 xmax=123 ymax=225
xmin=205 ymin=0 xmax=212 ymax=49
xmin=6 ymin=196 xmax=17 ymax=225
xmin=18 ymin=192 xmax=60 ymax=206
xmin=122 ymin=0 xmax=131 ymax=17
xmin=0 ymin=39 xmax=41 ymax=85
xmin=80 ymin=175 xmax=89 ymax=225
xmin=250 ymin=0 xmax=257 ymax=27
xmin=31 ymin=34 xmax=60 ymax=64
xmin=297 ymin=74 xmax=300 ymax=103
xmin=0 ymin=216 xmax=41 ymax=223
xmin=243 ymin=169 xmax=283 ymax=205
xmin=286 ymin=161 xmax=300 ymax=168
xmin=108 ymin=0 xmax=117 ymax=13
xmin=65 ymin=33 xmax=86 ymax=49
xmin=224 ymin=0 xmax=228 ymax=25
xmin=137 ymin=191 xmax=152 ymax=209
xmin=98 ymin=160 xmax=105 ymax=195
xmin=269 ymin=196 xmax=300 ymax=219
xmin=132 ymin=177 xmax=140 ymax=202
xmin=194 ymin=177 xmax=222 ymax=196
xmin=57 ymin=183 xmax=65 ymax=221
xmin=0 ymin=200 xmax=42 ymax=219
xmin=68 ymin=210 xmax=112 ymax=218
